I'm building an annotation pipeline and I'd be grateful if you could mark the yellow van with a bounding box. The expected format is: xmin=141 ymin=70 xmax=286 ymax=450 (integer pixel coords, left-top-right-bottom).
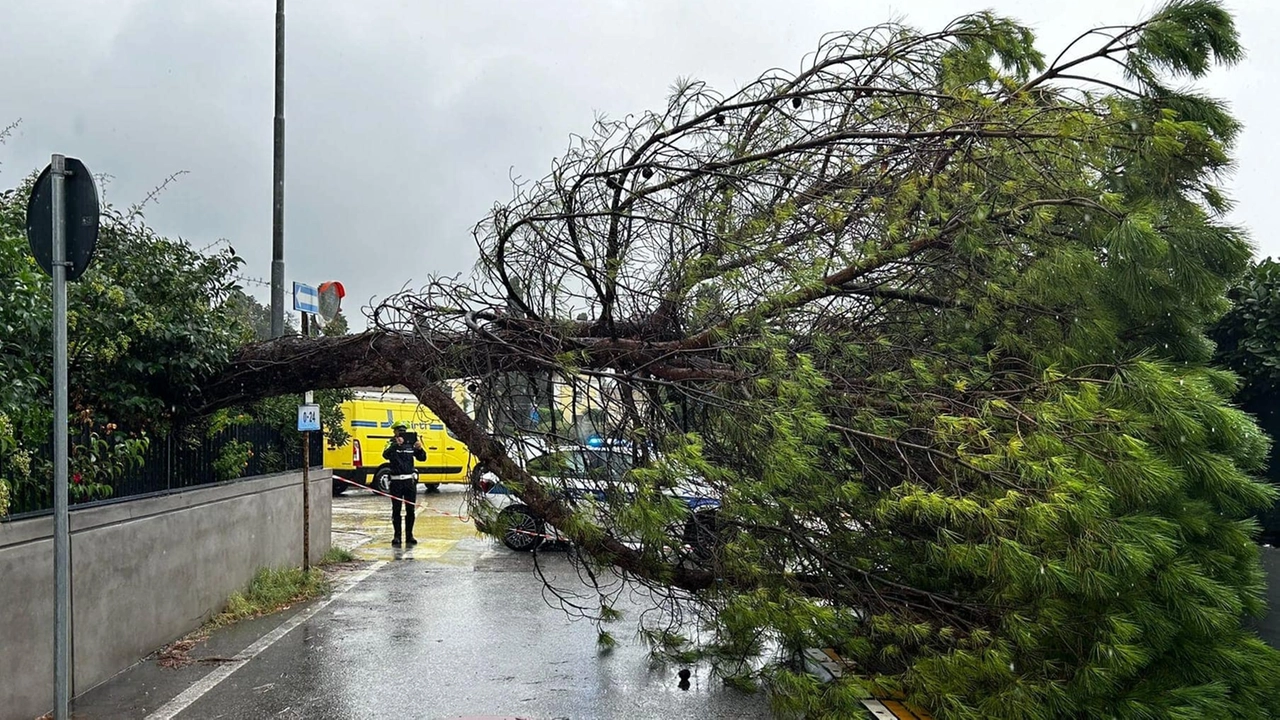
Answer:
xmin=324 ymin=390 xmax=476 ymax=495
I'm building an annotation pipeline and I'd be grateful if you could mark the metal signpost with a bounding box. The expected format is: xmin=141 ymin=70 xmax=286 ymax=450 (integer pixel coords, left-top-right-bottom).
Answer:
xmin=291 ymin=280 xmax=336 ymax=570
xmin=297 ymin=395 xmax=318 ymax=570
xmin=290 ymin=280 xmax=340 ymax=566
xmin=292 ymin=283 xmax=317 ymax=569
xmin=25 ymin=154 xmax=100 ymax=720
xmin=291 ymin=281 xmax=341 ymax=570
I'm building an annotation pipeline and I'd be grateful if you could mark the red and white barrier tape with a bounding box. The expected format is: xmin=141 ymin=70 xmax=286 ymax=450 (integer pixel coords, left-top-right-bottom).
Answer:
xmin=334 ymin=475 xmax=473 ymax=521
xmin=333 ymin=474 xmax=561 ymax=540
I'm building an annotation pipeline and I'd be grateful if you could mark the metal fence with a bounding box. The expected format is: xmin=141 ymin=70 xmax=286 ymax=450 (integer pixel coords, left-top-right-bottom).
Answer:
xmin=1248 ymin=410 xmax=1280 ymax=545
xmin=2 ymin=424 xmax=323 ymax=520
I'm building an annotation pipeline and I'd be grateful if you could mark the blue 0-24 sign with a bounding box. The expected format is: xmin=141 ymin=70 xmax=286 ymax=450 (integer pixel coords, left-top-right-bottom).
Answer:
xmin=297 ymin=404 xmax=321 ymax=432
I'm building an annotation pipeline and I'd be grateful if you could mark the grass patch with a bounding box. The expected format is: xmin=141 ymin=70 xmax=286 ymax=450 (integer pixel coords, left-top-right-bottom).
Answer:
xmin=212 ymin=566 xmax=329 ymax=627
xmin=320 ymin=545 xmax=356 ymax=564
xmin=155 ymin=565 xmax=333 ymax=669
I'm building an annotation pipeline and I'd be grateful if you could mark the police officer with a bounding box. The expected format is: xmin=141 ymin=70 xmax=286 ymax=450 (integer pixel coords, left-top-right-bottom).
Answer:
xmin=383 ymin=423 xmax=425 ymax=547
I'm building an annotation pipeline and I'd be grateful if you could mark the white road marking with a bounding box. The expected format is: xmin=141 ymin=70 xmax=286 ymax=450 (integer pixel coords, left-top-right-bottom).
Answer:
xmin=861 ymin=700 xmax=900 ymax=719
xmin=144 ymin=561 xmax=387 ymax=720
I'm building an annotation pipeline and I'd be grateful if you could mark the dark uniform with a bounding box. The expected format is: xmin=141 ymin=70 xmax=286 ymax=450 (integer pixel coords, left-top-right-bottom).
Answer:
xmin=383 ymin=436 xmax=426 ymax=547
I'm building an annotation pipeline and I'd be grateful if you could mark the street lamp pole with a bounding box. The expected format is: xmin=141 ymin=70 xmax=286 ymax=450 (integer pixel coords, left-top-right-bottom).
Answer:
xmin=269 ymin=0 xmax=286 ymax=337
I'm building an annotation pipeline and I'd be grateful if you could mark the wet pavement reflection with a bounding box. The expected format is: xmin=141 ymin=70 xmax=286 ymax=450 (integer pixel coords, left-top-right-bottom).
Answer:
xmin=74 ymin=485 xmax=773 ymax=720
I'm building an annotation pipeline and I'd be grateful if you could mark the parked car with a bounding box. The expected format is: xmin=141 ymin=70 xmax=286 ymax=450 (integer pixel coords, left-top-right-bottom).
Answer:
xmin=471 ymin=444 xmax=723 ymax=557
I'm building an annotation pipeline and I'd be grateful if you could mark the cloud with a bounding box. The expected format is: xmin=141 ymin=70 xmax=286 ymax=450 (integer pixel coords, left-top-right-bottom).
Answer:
xmin=2 ymin=0 xmax=1276 ymax=330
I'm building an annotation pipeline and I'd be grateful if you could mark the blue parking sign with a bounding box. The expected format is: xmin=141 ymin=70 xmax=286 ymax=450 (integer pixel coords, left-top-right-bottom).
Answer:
xmin=297 ymin=404 xmax=321 ymax=431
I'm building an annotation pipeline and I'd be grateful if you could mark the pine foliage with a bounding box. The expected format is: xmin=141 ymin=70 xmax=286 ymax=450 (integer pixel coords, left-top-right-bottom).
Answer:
xmin=361 ymin=2 xmax=1280 ymax=716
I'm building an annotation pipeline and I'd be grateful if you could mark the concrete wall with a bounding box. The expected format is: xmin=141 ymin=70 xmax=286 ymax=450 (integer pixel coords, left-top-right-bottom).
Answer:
xmin=0 ymin=469 xmax=331 ymax=720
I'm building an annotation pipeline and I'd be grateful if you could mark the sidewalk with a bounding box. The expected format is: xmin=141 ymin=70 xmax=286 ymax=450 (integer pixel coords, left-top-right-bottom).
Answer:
xmin=68 ymin=561 xmax=378 ymax=719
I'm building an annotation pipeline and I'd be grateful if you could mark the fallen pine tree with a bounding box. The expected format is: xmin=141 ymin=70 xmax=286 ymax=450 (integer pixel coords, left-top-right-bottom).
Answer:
xmin=188 ymin=3 xmax=1280 ymax=717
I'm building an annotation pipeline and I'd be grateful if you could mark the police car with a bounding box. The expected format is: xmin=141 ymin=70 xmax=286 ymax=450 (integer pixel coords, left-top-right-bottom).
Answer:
xmin=471 ymin=439 xmax=722 ymax=556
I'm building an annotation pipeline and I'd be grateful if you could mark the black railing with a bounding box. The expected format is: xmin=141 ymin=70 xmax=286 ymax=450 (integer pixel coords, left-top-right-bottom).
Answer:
xmin=2 ymin=424 xmax=324 ymax=519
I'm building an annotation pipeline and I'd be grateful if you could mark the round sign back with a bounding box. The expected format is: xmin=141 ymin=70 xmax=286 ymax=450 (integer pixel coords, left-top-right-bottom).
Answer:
xmin=25 ymin=158 xmax=101 ymax=281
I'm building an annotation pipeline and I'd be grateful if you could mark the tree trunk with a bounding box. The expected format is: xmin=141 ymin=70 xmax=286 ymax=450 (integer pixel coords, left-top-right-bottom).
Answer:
xmin=190 ymin=331 xmax=717 ymax=592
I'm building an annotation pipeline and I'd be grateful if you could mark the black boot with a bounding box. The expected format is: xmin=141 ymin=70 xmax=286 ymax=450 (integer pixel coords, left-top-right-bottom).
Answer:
xmin=392 ymin=518 xmax=402 ymax=547
xmin=405 ymin=514 xmax=417 ymax=546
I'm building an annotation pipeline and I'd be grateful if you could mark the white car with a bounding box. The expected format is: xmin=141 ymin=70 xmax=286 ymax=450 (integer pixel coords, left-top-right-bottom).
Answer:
xmin=471 ymin=443 xmax=722 ymax=556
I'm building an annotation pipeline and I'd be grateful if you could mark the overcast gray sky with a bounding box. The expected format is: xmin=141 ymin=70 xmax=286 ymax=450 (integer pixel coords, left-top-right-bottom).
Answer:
xmin=1 ymin=1 xmax=1275 ymax=329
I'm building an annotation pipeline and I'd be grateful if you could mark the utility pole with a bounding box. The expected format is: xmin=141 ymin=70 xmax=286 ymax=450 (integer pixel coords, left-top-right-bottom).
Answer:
xmin=270 ymin=0 xmax=286 ymax=337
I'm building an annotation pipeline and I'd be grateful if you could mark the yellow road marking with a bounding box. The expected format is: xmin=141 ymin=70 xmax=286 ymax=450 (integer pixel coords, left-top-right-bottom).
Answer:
xmin=356 ymin=539 xmax=458 ymax=561
xmin=337 ymin=500 xmax=481 ymax=562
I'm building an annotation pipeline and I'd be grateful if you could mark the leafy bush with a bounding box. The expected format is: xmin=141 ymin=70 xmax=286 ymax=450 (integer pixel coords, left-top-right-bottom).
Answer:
xmin=0 ymin=173 xmax=247 ymax=510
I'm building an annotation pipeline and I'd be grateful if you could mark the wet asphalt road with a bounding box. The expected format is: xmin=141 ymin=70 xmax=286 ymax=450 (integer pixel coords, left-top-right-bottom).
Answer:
xmin=72 ymin=485 xmax=772 ymax=720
